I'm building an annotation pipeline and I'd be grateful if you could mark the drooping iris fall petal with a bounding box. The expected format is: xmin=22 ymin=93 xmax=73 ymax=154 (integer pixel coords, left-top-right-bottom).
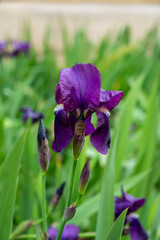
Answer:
xmin=128 ymin=216 xmax=148 ymax=240
xmin=52 ymin=109 xmax=73 ymax=152
xmin=114 ymin=196 xmax=132 ymax=220
xmin=85 ymin=115 xmax=95 ymax=136
xmin=90 ymin=111 xmax=110 ymax=155
xmin=59 ymin=63 xmax=101 ymax=112
xmin=99 ymin=89 xmax=123 ymax=111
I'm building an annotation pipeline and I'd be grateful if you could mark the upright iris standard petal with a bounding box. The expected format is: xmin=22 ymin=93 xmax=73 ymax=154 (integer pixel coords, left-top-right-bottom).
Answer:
xmin=59 ymin=63 xmax=101 ymax=112
xmin=55 ymin=84 xmax=63 ymax=104
xmin=90 ymin=111 xmax=110 ymax=154
xmin=48 ymin=224 xmax=79 ymax=240
xmin=128 ymin=216 xmax=148 ymax=240
xmin=99 ymin=89 xmax=123 ymax=111
xmin=52 ymin=109 xmax=73 ymax=152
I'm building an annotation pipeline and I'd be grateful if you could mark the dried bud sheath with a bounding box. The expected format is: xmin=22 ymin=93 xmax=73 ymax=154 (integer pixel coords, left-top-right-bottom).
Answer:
xmin=79 ymin=158 xmax=90 ymax=195
xmin=37 ymin=119 xmax=50 ymax=172
xmin=73 ymin=120 xmax=85 ymax=159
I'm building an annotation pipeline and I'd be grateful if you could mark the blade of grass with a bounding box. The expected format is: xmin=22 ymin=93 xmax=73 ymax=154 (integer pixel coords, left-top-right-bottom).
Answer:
xmin=71 ymin=169 xmax=150 ymax=225
xmin=106 ymin=209 xmax=128 ymax=240
xmin=95 ymin=135 xmax=117 ymax=240
xmin=114 ymin=75 xmax=144 ymax=180
xmin=0 ymin=130 xmax=28 ymax=240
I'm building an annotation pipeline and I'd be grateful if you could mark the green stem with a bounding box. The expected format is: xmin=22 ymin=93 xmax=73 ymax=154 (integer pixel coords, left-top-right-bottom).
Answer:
xmin=74 ymin=193 xmax=82 ymax=207
xmin=55 ymin=220 xmax=66 ymax=240
xmin=79 ymin=232 xmax=96 ymax=238
xmin=66 ymin=159 xmax=78 ymax=207
xmin=56 ymin=158 xmax=78 ymax=240
xmin=42 ymin=173 xmax=47 ymax=234
xmin=13 ymin=234 xmax=36 ymax=239
xmin=11 ymin=232 xmax=96 ymax=239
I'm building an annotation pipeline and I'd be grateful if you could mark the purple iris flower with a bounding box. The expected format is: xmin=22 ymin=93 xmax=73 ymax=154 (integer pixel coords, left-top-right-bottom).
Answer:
xmin=21 ymin=107 xmax=44 ymax=124
xmin=0 ymin=41 xmax=6 ymax=57
xmin=48 ymin=224 xmax=79 ymax=240
xmin=11 ymin=41 xmax=30 ymax=57
xmin=115 ymin=188 xmax=148 ymax=240
xmin=52 ymin=63 xmax=123 ymax=155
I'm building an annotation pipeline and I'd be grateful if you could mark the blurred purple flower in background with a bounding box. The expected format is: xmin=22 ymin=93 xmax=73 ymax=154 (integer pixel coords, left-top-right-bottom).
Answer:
xmin=11 ymin=41 xmax=30 ymax=57
xmin=21 ymin=107 xmax=44 ymax=124
xmin=52 ymin=63 xmax=123 ymax=155
xmin=115 ymin=188 xmax=148 ymax=240
xmin=48 ymin=224 xmax=79 ymax=240
xmin=0 ymin=40 xmax=30 ymax=58
xmin=0 ymin=41 xmax=6 ymax=57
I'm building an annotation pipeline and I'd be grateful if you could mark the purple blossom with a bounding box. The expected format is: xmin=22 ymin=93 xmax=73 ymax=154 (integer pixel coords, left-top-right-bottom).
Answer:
xmin=115 ymin=188 xmax=148 ymax=240
xmin=21 ymin=107 xmax=44 ymax=124
xmin=11 ymin=41 xmax=30 ymax=57
xmin=48 ymin=224 xmax=79 ymax=240
xmin=0 ymin=40 xmax=30 ymax=58
xmin=0 ymin=41 xmax=6 ymax=57
xmin=52 ymin=63 xmax=123 ymax=155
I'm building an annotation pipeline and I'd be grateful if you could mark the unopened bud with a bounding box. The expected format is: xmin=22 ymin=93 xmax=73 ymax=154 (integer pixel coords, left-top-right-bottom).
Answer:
xmin=73 ymin=120 xmax=85 ymax=159
xmin=10 ymin=220 xmax=33 ymax=239
xmin=64 ymin=203 xmax=76 ymax=222
xmin=37 ymin=119 xmax=51 ymax=172
xmin=49 ymin=182 xmax=66 ymax=211
xmin=79 ymin=158 xmax=90 ymax=195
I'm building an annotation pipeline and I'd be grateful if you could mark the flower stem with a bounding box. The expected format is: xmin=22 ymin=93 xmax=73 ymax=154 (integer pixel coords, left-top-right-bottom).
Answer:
xmin=79 ymin=232 xmax=96 ymax=238
xmin=66 ymin=159 xmax=78 ymax=206
xmin=55 ymin=158 xmax=78 ymax=240
xmin=74 ymin=193 xmax=82 ymax=207
xmin=42 ymin=172 xmax=47 ymax=234
xmin=55 ymin=219 xmax=66 ymax=240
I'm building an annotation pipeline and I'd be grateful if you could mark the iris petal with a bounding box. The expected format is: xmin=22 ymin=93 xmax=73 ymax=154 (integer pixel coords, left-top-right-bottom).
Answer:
xmin=52 ymin=109 xmax=73 ymax=152
xmin=129 ymin=216 xmax=148 ymax=240
xmin=114 ymin=196 xmax=131 ymax=220
xmin=59 ymin=63 xmax=101 ymax=112
xmin=122 ymin=190 xmax=145 ymax=214
xmin=55 ymin=84 xmax=63 ymax=104
xmin=90 ymin=111 xmax=110 ymax=154
xmin=99 ymin=89 xmax=123 ymax=111
xmin=85 ymin=115 xmax=95 ymax=136
xmin=48 ymin=224 xmax=79 ymax=240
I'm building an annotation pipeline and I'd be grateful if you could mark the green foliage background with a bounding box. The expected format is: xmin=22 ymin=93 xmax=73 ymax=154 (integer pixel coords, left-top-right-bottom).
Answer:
xmin=0 ymin=25 xmax=160 ymax=239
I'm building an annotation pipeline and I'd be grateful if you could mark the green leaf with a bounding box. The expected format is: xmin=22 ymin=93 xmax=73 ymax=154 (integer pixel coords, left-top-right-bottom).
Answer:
xmin=71 ymin=169 xmax=150 ymax=225
xmin=135 ymin=78 xmax=159 ymax=196
xmin=95 ymin=135 xmax=117 ymax=240
xmin=0 ymin=130 xmax=28 ymax=240
xmin=114 ymin=75 xmax=144 ymax=180
xmin=106 ymin=209 xmax=128 ymax=240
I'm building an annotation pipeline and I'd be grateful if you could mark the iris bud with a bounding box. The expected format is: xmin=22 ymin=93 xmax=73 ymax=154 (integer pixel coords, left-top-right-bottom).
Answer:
xmin=37 ymin=119 xmax=50 ymax=172
xmin=73 ymin=120 xmax=85 ymax=159
xmin=49 ymin=182 xmax=66 ymax=211
xmin=64 ymin=203 xmax=76 ymax=222
xmin=79 ymin=157 xmax=90 ymax=195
